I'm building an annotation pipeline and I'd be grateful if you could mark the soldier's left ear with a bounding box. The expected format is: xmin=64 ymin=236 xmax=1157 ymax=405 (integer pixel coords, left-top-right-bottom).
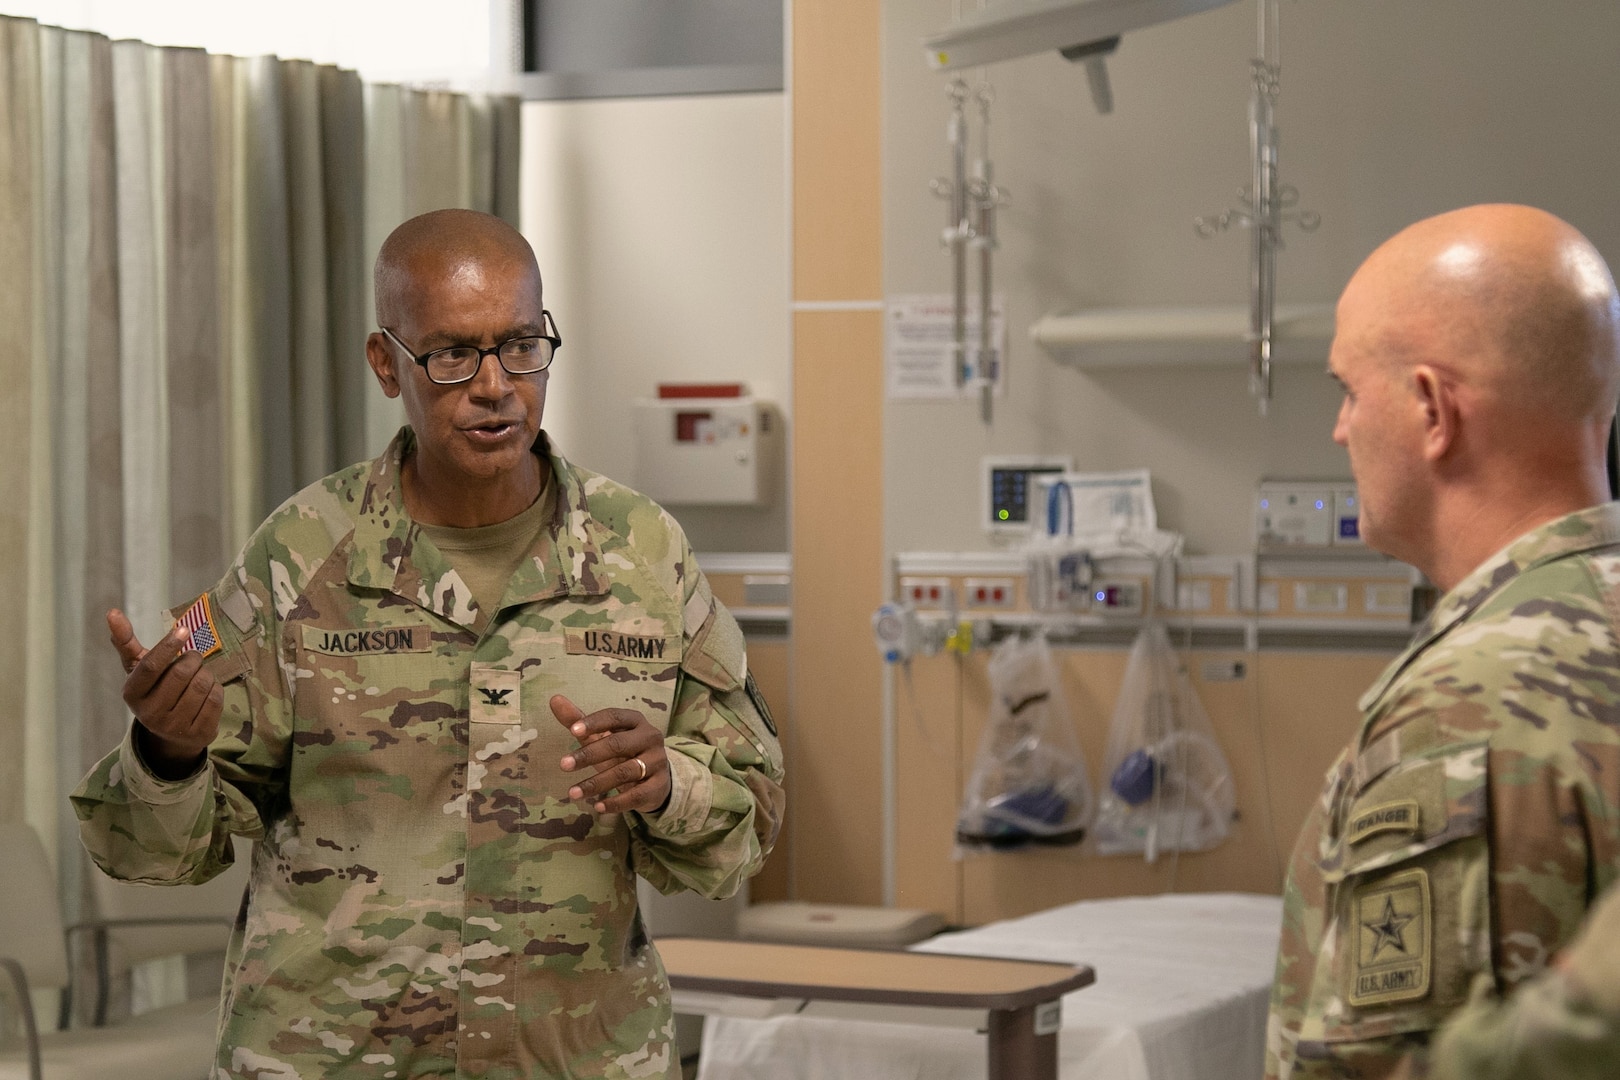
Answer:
xmin=366 ymin=332 xmax=402 ymax=399
xmin=1413 ymin=365 xmax=1458 ymax=462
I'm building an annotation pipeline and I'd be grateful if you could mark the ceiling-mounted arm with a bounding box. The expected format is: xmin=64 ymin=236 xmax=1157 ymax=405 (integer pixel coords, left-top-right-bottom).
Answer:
xmin=924 ymin=0 xmax=1238 ymax=70
xmin=1059 ymin=37 xmax=1120 ymax=114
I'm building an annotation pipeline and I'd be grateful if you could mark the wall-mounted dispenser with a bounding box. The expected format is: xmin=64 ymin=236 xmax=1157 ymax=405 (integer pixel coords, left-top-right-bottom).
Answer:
xmin=633 ymin=383 xmax=780 ymax=506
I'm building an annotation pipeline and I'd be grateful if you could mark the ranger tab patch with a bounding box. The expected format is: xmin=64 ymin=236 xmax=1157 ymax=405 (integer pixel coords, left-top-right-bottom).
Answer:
xmin=565 ymin=629 xmax=671 ymax=662
xmin=175 ymin=594 xmax=223 ymax=660
xmin=1347 ymin=799 xmax=1421 ymax=845
xmin=1348 ymin=867 xmax=1431 ymax=1007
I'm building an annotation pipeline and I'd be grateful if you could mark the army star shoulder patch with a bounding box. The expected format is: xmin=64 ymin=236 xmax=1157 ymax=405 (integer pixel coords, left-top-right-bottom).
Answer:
xmin=1348 ymin=867 xmax=1431 ymax=1007
xmin=175 ymin=593 xmax=223 ymax=660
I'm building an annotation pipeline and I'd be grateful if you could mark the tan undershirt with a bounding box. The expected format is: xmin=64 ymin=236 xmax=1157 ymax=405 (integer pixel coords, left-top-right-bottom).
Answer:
xmin=418 ymin=465 xmax=555 ymax=629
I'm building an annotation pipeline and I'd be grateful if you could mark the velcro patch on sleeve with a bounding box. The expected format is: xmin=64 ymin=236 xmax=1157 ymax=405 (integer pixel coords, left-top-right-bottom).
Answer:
xmin=218 ymin=575 xmax=257 ymax=633
xmin=1348 ymin=867 xmax=1431 ymax=1007
xmin=1347 ymin=799 xmax=1421 ymax=845
xmin=683 ymin=587 xmax=712 ymax=640
xmin=682 ymin=602 xmax=746 ymax=692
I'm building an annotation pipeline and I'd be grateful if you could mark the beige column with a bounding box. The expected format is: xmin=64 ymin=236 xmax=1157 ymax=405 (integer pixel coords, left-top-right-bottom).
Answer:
xmin=788 ymin=0 xmax=886 ymax=904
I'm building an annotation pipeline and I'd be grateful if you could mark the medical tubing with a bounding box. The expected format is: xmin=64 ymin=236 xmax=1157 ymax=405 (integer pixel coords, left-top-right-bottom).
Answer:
xmin=1046 ymin=479 xmax=1073 ymax=540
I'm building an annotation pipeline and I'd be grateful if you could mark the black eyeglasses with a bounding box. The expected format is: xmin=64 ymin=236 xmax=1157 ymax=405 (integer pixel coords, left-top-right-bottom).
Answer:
xmin=380 ymin=311 xmax=561 ymax=385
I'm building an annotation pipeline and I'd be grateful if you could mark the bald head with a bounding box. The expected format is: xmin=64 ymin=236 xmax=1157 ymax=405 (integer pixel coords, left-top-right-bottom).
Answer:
xmin=1345 ymin=204 xmax=1620 ymax=425
xmin=375 ymin=209 xmax=541 ymax=329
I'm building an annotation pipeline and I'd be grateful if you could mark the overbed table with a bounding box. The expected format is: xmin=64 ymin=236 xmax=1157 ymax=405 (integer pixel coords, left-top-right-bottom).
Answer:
xmin=659 ymin=937 xmax=1095 ymax=1080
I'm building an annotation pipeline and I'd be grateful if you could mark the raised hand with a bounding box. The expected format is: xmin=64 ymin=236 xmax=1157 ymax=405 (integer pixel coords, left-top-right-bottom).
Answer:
xmin=108 ymin=608 xmax=223 ymax=780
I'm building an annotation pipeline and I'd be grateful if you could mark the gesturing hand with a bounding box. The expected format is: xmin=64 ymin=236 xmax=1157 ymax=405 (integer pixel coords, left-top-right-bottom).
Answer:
xmin=108 ymin=608 xmax=223 ymax=780
xmin=552 ymin=695 xmax=671 ymax=814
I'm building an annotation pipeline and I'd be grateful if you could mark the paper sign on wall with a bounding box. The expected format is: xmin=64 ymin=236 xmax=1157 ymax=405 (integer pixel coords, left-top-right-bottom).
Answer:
xmin=886 ymin=294 xmax=1006 ymax=400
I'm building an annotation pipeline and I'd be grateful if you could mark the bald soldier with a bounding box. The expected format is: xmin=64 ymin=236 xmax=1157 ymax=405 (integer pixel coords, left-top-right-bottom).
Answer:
xmin=72 ymin=209 xmax=785 ymax=1080
xmin=1264 ymin=204 xmax=1620 ymax=1079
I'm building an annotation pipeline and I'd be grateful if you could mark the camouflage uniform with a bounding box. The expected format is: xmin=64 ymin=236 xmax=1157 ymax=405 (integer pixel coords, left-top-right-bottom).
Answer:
xmin=1431 ymin=880 xmax=1620 ymax=1080
xmin=1264 ymin=504 xmax=1620 ymax=1080
xmin=72 ymin=427 xmax=786 ymax=1080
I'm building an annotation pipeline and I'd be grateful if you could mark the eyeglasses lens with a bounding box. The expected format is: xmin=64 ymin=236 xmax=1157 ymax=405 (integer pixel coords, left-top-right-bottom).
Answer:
xmin=425 ymin=338 xmax=553 ymax=383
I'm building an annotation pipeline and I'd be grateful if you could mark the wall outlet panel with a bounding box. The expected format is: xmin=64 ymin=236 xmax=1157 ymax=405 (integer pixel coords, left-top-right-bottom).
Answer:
xmin=1091 ymin=580 xmax=1143 ymax=615
xmin=962 ymin=577 xmax=1017 ymax=609
xmin=1364 ymin=582 xmax=1411 ymax=616
xmin=1176 ymin=580 xmax=1213 ymax=612
xmin=1256 ymin=481 xmax=1341 ymax=548
xmin=899 ymin=576 xmax=955 ymax=609
xmin=1294 ymin=582 xmax=1349 ymax=614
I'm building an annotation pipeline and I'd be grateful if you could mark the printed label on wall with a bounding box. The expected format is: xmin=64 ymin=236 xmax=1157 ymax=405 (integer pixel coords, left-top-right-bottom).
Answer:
xmin=886 ymin=294 xmax=1006 ymax=400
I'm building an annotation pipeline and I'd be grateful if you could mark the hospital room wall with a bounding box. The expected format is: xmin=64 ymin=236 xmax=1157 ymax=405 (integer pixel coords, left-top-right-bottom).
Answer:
xmin=518 ymin=93 xmax=791 ymax=555
xmin=882 ymin=0 xmax=1620 ymax=557
xmin=875 ymin=0 xmax=1620 ymax=921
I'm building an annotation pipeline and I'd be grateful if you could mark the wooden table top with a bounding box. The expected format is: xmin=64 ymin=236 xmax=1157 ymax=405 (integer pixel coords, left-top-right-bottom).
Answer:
xmin=659 ymin=937 xmax=1095 ymax=1012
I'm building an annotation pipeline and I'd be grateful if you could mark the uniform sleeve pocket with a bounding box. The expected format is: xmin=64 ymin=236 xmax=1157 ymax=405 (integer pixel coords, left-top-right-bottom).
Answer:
xmin=679 ymin=586 xmax=745 ymax=693
xmin=1317 ymin=742 xmax=1493 ymax=1045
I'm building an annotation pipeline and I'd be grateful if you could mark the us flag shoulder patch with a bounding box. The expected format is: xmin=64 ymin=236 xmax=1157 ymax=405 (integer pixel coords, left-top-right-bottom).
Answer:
xmin=176 ymin=593 xmax=223 ymax=660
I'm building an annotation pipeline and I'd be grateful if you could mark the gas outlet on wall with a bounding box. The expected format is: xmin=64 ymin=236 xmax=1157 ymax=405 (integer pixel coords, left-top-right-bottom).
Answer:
xmin=963 ymin=577 xmax=1017 ymax=609
xmin=899 ymin=576 xmax=955 ymax=609
xmin=1089 ymin=580 xmax=1143 ymax=615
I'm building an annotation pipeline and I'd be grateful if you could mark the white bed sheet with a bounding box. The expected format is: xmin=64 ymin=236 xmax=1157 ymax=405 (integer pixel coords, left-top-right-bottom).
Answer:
xmin=696 ymin=892 xmax=1283 ymax=1080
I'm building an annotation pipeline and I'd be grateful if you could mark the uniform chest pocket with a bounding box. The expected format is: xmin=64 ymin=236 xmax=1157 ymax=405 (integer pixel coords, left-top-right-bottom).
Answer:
xmin=548 ymin=627 xmax=681 ymax=730
xmin=461 ymin=639 xmax=681 ymax=829
xmin=293 ymin=623 xmax=457 ymax=758
xmin=1316 ymin=742 xmax=1492 ymax=1045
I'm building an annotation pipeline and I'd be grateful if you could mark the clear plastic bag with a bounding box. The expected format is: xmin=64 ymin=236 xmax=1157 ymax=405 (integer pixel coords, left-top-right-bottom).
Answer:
xmin=956 ymin=634 xmax=1095 ymax=854
xmin=1093 ymin=622 xmax=1235 ymax=860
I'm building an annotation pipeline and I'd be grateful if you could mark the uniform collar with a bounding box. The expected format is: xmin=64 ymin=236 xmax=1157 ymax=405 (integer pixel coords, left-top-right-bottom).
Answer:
xmin=347 ymin=427 xmax=609 ymax=627
xmin=1357 ymin=501 xmax=1620 ymax=716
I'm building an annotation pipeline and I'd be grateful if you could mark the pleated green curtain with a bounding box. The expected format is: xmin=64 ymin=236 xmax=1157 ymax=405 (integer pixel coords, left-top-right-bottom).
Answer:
xmin=0 ymin=16 xmax=523 ymax=894
xmin=0 ymin=16 xmax=43 ymax=838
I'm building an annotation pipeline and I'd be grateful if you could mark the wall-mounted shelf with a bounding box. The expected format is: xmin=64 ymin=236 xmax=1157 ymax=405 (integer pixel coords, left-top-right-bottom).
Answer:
xmin=1030 ymin=303 xmax=1335 ymax=368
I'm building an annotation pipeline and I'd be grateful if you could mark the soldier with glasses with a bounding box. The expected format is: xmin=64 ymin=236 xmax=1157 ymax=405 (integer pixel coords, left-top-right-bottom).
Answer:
xmin=74 ymin=208 xmax=785 ymax=1080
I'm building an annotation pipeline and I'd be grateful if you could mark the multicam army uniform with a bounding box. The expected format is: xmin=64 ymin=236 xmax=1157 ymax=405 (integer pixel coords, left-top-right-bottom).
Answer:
xmin=1264 ymin=504 xmax=1620 ymax=1079
xmin=72 ymin=428 xmax=786 ymax=1080
xmin=1431 ymin=879 xmax=1620 ymax=1080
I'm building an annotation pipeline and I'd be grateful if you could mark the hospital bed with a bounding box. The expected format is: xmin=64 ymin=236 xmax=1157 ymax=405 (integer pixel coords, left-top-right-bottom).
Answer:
xmin=689 ymin=891 xmax=1283 ymax=1080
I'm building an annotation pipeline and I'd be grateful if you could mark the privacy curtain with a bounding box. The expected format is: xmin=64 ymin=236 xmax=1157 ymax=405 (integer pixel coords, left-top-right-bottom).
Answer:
xmin=0 ymin=16 xmax=522 ymax=914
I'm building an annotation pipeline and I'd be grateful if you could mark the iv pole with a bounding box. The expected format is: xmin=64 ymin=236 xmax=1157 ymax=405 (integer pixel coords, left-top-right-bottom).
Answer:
xmin=935 ymin=79 xmax=972 ymax=395
xmin=970 ymin=85 xmax=1001 ymax=425
xmin=1195 ymin=0 xmax=1317 ymax=416
xmin=932 ymin=79 xmax=1005 ymax=424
